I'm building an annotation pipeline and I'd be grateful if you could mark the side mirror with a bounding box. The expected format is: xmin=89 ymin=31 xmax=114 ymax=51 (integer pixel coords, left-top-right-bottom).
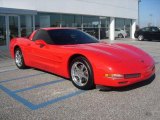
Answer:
xmin=35 ymin=40 xmax=47 ymax=46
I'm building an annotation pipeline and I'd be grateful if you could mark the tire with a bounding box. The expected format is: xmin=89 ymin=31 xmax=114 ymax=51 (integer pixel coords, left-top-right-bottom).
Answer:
xmin=118 ymin=34 xmax=124 ymax=38
xmin=14 ymin=48 xmax=26 ymax=69
xmin=138 ymin=35 xmax=144 ymax=41
xmin=70 ymin=56 xmax=95 ymax=90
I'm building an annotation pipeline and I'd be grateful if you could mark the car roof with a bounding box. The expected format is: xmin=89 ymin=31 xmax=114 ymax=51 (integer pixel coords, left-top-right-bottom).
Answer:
xmin=142 ymin=26 xmax=158 ymax=29
xmin=40 ymin=27 xmax=77 ymax=31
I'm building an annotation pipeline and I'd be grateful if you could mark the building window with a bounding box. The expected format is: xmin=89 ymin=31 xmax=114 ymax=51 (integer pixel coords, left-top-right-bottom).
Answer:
xmin=35 ymin=13 xmax=63 ymax=29
xmin=20 ymin=15 xmax=33 ymax=37
xmin=0 ymin=16 xmax=6 ymax=46
xmin=50 ymin=14 xmax=61 ymax=27
xmin=83 ymin=16 xmax=99 ymax=38
xmin=61 ymin=14 xmax=82 ymax=28
xmin=115 ymin=18 xmax=132 ymax=38
xmin=125 ymin=19 xmax=132 ymax=38
xmin=34 ymin=13 xmax=133 ymax=39
xmin=115 ymin=18 xmax=125 ymax=30
xmin=83 ymin=16 xmax=99 ymax=28
xmin=35 ymin=13 xmax=51 ymax=29
xmin=100 ymin=17 xmax=110 ymax=39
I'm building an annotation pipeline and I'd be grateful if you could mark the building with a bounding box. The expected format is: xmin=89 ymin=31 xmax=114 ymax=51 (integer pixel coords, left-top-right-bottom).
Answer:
xmin=0 ymin=0 xmax=138 ymax=50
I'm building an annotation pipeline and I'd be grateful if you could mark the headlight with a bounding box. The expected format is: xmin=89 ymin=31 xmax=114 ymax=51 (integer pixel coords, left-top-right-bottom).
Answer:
xmin=105 ymin=74 xmax=124 ymax=79
xmin=105 ymin=73 xmax=141 ymax=79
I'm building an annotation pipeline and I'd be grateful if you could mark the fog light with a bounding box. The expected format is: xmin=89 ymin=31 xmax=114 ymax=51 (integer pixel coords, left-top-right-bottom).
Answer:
xmin=105 ymin=74 xmax=124 ymax=79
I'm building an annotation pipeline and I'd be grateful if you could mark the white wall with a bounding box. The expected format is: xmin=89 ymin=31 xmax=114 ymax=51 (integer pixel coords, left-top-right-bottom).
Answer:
xmin=0 ymin=0 xmax=36 ymax=10
xmin=0 ymin=0 xmax=138 ymax=19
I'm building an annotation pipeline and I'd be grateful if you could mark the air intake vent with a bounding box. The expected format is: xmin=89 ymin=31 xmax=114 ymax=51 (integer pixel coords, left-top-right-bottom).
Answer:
xmin=124 ymin=73 xmax=141 ymax=79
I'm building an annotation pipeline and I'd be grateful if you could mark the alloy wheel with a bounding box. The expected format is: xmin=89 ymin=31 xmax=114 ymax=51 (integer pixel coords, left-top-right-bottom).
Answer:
xmin=71 ymin=62 xmax=89 ymax=87
xmin=15 ymin=50 xmax=23 ymax=67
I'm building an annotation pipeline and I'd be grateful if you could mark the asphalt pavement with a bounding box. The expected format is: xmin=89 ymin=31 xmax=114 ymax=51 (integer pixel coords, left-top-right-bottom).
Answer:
xmin=0 ymin=39 xmax=160 ymax=120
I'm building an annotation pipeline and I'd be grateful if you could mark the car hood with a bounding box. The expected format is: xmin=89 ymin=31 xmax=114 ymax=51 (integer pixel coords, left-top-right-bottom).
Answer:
xmin=62 ymin=42 xmax=154 ymax=73
xmin=75 ymin=43 xmax=147 ymax=61
xmin=76 ymin=43 xmax=154 ymax=71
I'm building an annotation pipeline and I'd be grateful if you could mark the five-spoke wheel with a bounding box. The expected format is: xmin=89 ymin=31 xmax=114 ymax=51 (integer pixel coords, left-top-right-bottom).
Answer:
xmin=15 ymin=48 xmax=26 ymax=69
xmin=70 ymin=56 xmax=95 ymax=90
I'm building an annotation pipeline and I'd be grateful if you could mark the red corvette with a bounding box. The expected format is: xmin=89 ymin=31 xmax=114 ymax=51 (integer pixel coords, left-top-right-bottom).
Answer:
xmin=10 ymin=28 xmax=155 ymax=90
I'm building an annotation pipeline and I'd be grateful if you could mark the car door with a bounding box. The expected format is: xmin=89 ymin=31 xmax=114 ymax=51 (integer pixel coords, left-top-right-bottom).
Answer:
xmin=28 ymin=30 xmax=63 ymax=72
xmin=150 ymin=27 xmax=160 ymax=40
xmin=158 ymin=30 xmax=160 ymax=40
xmin=142 ymin=27 xmax=151 ymax=39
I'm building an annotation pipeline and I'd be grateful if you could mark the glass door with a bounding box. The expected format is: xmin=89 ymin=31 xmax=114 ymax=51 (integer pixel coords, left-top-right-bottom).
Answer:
xmin=0 ymin=15 xmax=7 ymax=46
xmin=9 ymin=16 xmax=20 ymax=40
xmin=0 ymin=15 xmax=20 ymax=50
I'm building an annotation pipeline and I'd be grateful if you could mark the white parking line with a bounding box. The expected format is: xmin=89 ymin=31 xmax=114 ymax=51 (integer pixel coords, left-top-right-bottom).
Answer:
xmin=0 ymin=67 xmax=18 ymax=74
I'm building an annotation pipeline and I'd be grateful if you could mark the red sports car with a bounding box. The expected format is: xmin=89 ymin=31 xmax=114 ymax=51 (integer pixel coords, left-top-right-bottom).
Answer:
xmin=10 ymin=28 xmax=155 ymax=90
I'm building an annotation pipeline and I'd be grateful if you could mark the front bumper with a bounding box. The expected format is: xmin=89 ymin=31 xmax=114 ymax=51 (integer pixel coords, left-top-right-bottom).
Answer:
xmin=96 ymin=65 xmax=155 ymax=87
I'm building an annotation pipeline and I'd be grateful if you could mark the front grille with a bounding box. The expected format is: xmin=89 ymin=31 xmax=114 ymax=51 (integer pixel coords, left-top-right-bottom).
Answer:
xmin=124 ymin=73 xmax=141 ymax=79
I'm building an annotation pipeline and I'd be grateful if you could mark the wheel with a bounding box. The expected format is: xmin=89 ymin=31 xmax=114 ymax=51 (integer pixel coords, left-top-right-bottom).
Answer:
xmin=138 ymin=35 xmax=144 ymax=41
xmin=14 ymin=48 xmax=26 ymax=69
xmin=118 ymin=34 xmax=124 ymax=38
xmin=70 ymin=56 xmax=95 ymax=90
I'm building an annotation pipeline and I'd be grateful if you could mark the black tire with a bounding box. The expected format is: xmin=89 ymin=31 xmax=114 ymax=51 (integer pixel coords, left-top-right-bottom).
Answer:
xmin=14 ymin=48 xmax=26 ymax=69
xmin=70 ymin=56 xmax=95 ymax=90
xmin=118 ymin=34 xmax=124 ymax=38
xmin=138 ymin=35 xmax=144 ymax=41
xmin=148 ymin=38 xmax=152 ymax=41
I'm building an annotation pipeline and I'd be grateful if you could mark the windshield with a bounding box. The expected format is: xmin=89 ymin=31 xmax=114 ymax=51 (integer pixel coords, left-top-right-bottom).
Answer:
xmin=47 ymin=29 xmax=99 ymax=45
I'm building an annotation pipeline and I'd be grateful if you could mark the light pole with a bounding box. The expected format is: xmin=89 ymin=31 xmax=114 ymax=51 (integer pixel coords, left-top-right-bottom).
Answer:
xmin=138 ymin=0 xmax=141 ymax=26
xmin=149 ymin=14 xmax=153 ymax=26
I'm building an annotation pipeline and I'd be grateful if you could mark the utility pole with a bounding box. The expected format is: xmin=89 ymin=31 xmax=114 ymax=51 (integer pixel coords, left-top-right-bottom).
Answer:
xmin=138 ymin=0 xmax=141 ymax=26
xmin=149 ymin=14 xmax=153 ymax=26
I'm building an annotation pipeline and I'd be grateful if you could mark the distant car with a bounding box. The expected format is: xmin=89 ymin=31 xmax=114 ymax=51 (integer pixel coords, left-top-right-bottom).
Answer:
xmin=135 ymin=26 xmax=160 ymax=41
xmin=10 ymin=28 xmax=155 ymax=90
xmin=106 ymin=28 xmax=127 ymax=38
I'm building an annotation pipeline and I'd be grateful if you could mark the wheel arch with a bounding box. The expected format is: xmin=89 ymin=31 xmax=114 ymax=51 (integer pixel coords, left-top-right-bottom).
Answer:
xmin=14 ymin=45 xmax=21 ymax=51
xmin=68 ymin=54 xmax=88 ymax=70
xmin=13 ymin=45 xmax=21 ymax=58
xmin=118 ymin=33 xmax=124 ymax=38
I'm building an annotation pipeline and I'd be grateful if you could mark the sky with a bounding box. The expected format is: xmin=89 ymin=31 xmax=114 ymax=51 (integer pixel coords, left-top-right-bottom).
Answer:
xmin=139 ymin=0 xmax=160 ymax=27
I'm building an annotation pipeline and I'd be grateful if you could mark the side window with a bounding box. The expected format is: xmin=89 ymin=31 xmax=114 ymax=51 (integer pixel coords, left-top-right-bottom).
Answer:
xmin=32 ymin=29 xmax=53 ymax=44
xmin=146 ymin=28 xmax=150 ymax=32
xmin=151 ymin=27 xmax=159 ymax=32
xmin=141 ymin=28 xmax=145 ymax=31
xmin=115 ymin=29 xmax=120 ymax=31
xmin=141 ymin=27 xmax=150 ymax=32
xmin=32 ymin=30 xmax=40 ymax=41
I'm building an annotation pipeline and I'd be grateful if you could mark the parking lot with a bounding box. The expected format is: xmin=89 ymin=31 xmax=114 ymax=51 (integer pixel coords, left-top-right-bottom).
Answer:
xmin=0 ymin=39 xmax=160 ymax=120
